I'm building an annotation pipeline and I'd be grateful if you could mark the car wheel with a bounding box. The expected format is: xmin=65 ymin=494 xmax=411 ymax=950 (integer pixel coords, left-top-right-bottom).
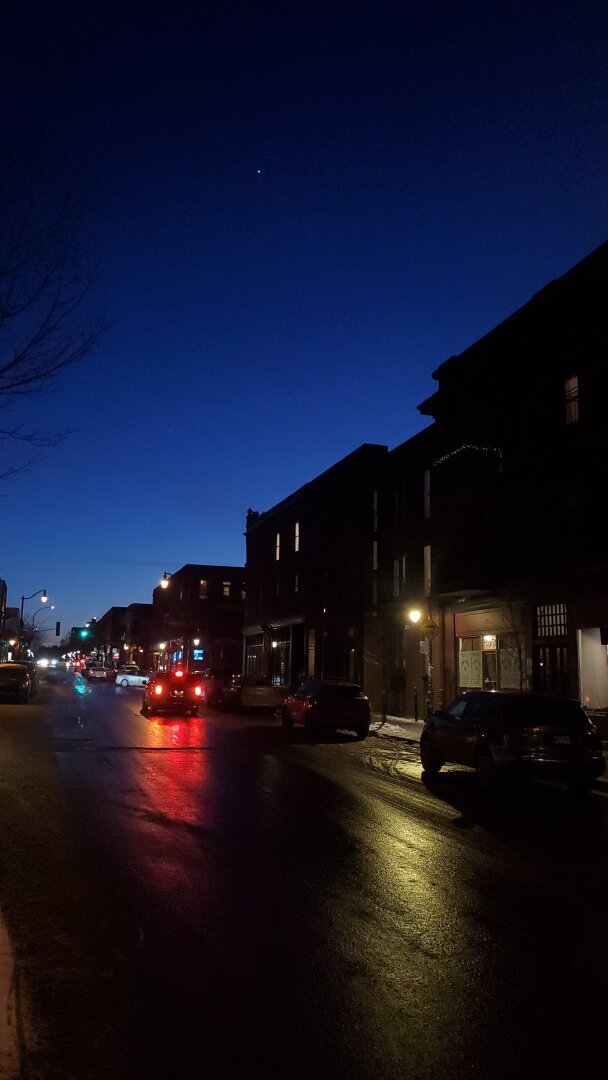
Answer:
xmin=141 ymin=702 xmax=149 ymax=715
xmin=120 ymin=679 xmax=129 ymax=688
xmin=420 ymin=736 xmax=443 ymax=774
xmin=475 ymin=747 xmax=498 ymax=790
xmin=354 ymin=723 xmax=370 ymax=741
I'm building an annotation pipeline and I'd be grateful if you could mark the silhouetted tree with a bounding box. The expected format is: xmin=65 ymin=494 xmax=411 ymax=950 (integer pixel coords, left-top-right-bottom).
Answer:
xmin=0 ymin=153 xmax=104 ymax=478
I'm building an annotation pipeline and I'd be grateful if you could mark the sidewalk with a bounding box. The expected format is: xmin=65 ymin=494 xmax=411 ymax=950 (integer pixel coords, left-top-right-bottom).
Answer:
xmin=369 ymin=713 xmax=608 ymax=792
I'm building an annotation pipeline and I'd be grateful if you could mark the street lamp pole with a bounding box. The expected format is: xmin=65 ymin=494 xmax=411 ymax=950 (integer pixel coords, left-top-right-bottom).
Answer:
xmin=18 ymin=589 xmax=47 ymax=654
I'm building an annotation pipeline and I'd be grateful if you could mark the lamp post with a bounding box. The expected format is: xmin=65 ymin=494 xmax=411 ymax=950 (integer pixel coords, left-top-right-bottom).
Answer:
xmin=157 ymin=570 xmax=196 ymax=670
xmin=407 ymin=608 xmax=422 ymax=722
xmin=18 ymin=589 xmax=47 ymax=654
xmin=32 ymin=603 xmax=54 ymax=628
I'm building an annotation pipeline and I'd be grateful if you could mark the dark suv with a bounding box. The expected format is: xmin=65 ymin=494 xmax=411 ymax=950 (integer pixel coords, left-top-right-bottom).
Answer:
xmin=142 ymin=670 xmax=204 ymax=716
xmin=281 ymin=679 xmax=371 ymax=739
xmin=420 ymin=691 xmax=605 ymax=794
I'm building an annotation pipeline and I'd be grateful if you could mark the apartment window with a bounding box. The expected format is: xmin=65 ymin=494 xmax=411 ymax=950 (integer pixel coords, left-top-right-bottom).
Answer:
xmin=240 ymin=588 xmax=246 ymax=601
xmin=402 ymin=553 xmax=407 ymax=583
xmin=294 ymin=521 xmax=300 ymax=552
xmin=372 ymin=540 xmax=378 ymax=571
xmin=424 ymin=469 xmax=431 ymax=519
xmin=373 ymin=490 xmax=378 ymax=532
xmin=275 ymin=532 xmax=281 ymax=561
xmin=564 ymin=375 xmax=579 ymax=424
xmin=393 ymin=558 xmax=400 ymax=598
xmin=222 ymin=581 xmax=230 ymax=597
xmin=294 ymin=573 xmax=299 ymax=594
xmin=536 ymin=603 xmax=567 ymax=637
xmin=424 ymin=545 xmax=432 ymax=598
xmin=199 ymin=580 xmax=208 ymax=599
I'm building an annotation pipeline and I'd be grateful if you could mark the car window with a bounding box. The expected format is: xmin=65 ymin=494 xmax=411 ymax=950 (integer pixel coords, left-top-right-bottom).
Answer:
xmin=502 ymin=696 xmax=589 ymax=731
xmin=445 ymin=697 xmax=468 ymax=721
xmin=318 ymin=683 xmax=361 ymax=700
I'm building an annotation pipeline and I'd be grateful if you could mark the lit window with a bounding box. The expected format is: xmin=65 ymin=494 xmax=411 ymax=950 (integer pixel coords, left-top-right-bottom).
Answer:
xmin=275 ymin=532 xmax=280 ymax=561
xmin=372 ymin=540 xmax=378 ymax=570
xmin=241 ymin=589 xmax=246 ymax=601
xmin=424 ymin=469 xmax=431 ymax=519
xmin=393 ymin=558 xmax=400 ymax=598
xmin=536 ymin=603 xmax=567 ymax=637
xmin=294 ymin=521 xmax=300 ymax=552
xmin=222 ymin=581 xmax=230 ymax=597
xmin=565 ymin=375 xmax=579 ymax=424
xmin=198 ymin=580 xmax=207 ymax=599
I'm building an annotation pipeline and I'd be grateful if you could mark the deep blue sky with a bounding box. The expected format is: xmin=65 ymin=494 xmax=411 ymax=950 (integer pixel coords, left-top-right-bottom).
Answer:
xmin=1 ymin=1 xmax=607 ymax=640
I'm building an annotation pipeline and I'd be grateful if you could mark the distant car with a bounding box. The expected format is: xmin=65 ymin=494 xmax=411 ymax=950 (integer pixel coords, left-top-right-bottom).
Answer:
xmin=0 ymin=662 xmax=31 ymax=703
xmin=142 ymin=670 xmax=203 ymax=715
xmin=281 ymin=678 xmax=371 ymax=739
xmin=219 ymin=675 xmax=284 ymax=713
xmin=87 ymin=665 xmax=113 ymax=681
xmin=116 ymin=669 xmax=150 ymax=688
xmin=198 ymin=668 xmax=235 ymax=705
xmin=420 ymin=691 xmax=606 ymax=794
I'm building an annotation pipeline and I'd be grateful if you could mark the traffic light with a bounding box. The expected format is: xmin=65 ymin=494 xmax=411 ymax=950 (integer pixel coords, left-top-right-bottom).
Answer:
xmin=79 ymin=628 xmax=89 ymax=639
xmin=55 ymin=621 xmax=61 ymax=637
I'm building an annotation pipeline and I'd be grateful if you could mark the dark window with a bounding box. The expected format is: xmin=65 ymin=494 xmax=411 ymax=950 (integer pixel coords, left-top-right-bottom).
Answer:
xmin=446 ymin=697 xmax=468 ymax=721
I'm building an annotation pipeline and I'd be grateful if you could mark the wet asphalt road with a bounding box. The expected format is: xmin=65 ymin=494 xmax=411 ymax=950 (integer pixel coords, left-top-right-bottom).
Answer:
xmin=1 ymin=672 xmax=608 ymax=1079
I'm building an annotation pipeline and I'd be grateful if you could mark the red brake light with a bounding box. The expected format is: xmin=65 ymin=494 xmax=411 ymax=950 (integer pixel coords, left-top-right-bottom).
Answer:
xmin=174 ymin=670 xmax=184 ymax=678
xmin=154 ymin=684 xmax=163 ymax=696
xmin=194 ymin=685 xmax=202 ymax=696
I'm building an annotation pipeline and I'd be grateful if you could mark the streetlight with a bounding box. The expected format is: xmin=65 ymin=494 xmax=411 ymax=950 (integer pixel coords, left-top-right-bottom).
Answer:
xmin=160 ymin=571 xmax=174 ymax=589
xmin=32 ymin=603 xmax=54 ymax=628
xmin=18 ymin=589 xmax=47 ymax=653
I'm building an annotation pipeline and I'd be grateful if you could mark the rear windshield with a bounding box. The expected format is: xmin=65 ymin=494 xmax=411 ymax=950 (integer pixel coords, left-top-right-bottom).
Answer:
xmin=502 ymin=696 xmax=589 ymax=730
xmin=319 ymin=683 xmax=362 ymax=700
xmin=0 ymin=668 xmax=23 ymax=684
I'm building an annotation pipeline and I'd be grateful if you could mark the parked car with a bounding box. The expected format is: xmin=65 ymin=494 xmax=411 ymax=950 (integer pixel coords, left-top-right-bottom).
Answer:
xmin=142 ymin=670 xmax=203 ymax=715
xmin=281 ymin=678 xmax=371 ymax=739
xmin=0 ymin=662 xmax=31 ymax=703
xmin=219 ymin=675 xmax=284 ymax=713
xmin=15 ymin=660 xmax=39 ymax=694
xmin=420 ymin=691 xmax=606 ymax=794
xmin=116 ymin=668 xmax=150 ymax=688
xmin=197 ymin=667 xmax=234 ymax=705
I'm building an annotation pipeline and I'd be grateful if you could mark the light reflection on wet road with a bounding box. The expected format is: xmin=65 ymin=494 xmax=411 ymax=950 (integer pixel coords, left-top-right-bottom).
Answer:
xmin=42 ymin=674 xmax=608 ymax=1079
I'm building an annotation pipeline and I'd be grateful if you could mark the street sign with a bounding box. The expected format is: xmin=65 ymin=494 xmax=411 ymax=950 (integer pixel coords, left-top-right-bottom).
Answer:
xmin=420 ymin=617 xmax=440 ymax=641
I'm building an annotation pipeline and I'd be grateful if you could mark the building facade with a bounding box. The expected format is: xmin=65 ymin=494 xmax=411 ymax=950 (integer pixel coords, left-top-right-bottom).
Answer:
xmin=244 ymin=444 xmax=388 ymax=690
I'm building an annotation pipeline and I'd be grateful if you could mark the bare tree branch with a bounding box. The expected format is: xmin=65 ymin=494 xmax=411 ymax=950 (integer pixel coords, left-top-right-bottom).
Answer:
xmin=0 ymin=153 xmax=105 ymax=470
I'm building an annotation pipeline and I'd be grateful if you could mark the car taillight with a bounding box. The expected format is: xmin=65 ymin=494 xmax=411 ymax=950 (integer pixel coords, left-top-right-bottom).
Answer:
xmin=174 ymin=670 xmax=184 ymax=678
xmin=194 ymin=685 xmax=202 ymax=696
xmin=154 ymin=684 xmax=163 ymax=696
